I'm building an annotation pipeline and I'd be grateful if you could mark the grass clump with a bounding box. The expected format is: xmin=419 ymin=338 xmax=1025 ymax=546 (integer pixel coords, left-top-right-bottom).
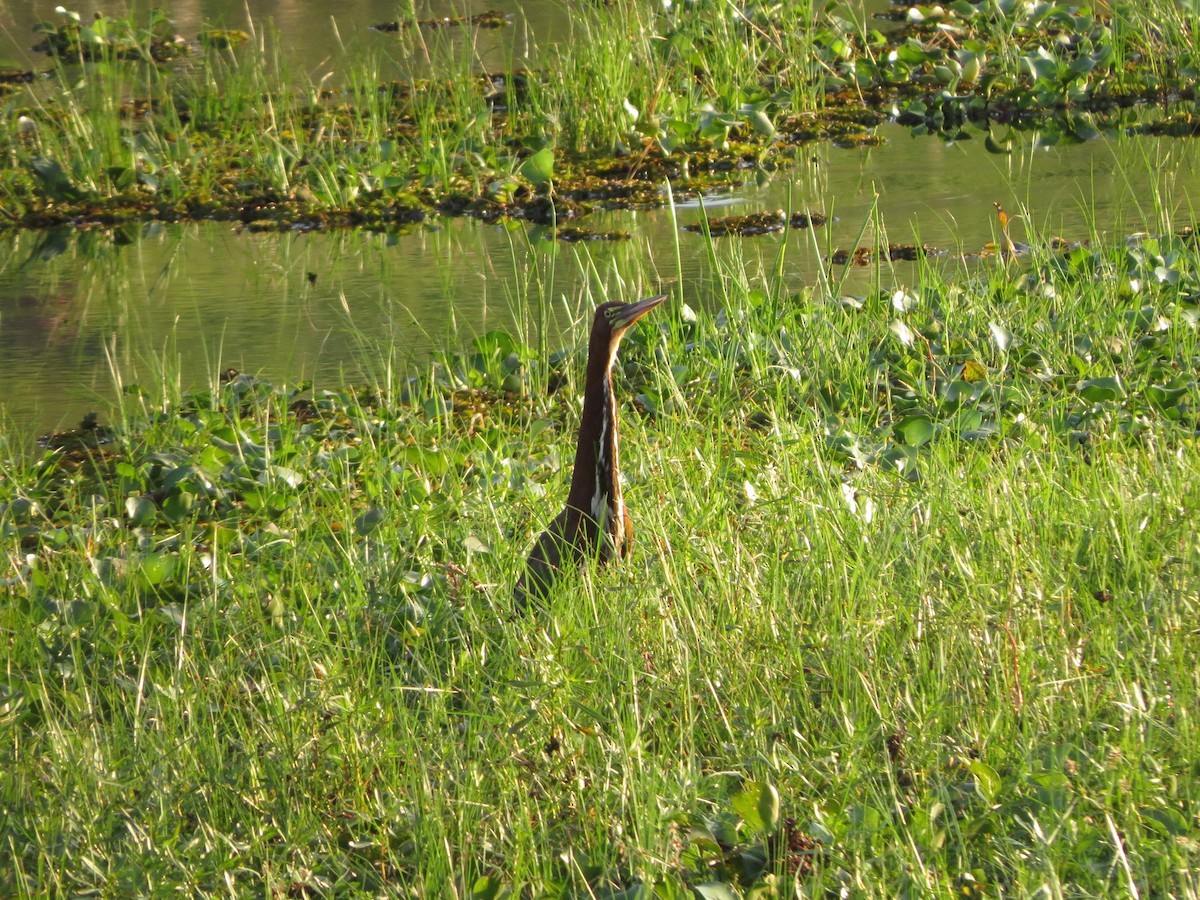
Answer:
xmin=2 ymin=218 xmax=1199 ymax=894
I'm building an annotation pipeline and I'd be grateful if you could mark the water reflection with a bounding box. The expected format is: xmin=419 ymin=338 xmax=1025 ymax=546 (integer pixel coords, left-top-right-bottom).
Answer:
xmin=2 ymin=127 xmax=1198 ymax=437
xmin=0 ymin=0 xmax=568 ymax=77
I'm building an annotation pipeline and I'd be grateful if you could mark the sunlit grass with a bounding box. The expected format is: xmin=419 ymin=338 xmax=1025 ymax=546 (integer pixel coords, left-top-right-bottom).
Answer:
xmin=2 ymin=199 xmax=1198 ymax=894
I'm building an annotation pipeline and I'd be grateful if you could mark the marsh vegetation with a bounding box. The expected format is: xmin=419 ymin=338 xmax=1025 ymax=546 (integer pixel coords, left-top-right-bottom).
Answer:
xmin=1 ymin=0 xmax=1199 ymax=896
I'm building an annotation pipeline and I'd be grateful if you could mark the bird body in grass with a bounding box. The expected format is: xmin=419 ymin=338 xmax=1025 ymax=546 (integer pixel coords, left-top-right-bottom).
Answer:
xmin=514 ymin=294 xmax=667 ymax=608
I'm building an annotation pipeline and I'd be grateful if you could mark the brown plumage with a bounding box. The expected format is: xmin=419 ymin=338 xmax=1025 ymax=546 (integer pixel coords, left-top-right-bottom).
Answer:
xmin=514 ymin=294 xmax=667 ymax=608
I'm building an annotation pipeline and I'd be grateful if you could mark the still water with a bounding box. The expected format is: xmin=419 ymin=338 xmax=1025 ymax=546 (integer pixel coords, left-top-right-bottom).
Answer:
xmin=0 ymin=0 xmax=570 ymax=75
xmin=3 ymin=128 xmax=1197 ymax=437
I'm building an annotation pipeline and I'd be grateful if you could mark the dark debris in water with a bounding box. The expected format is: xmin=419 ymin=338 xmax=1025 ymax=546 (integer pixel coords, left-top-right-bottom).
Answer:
xmin=37 ymin=412 xmax=115 ymax=453
xmin=547 ymin=227 xmax=631 ymax=242
xmin=684 ymin=209 xmax=830 ymax=238
xmin=32 ymin=11 xmax=192 ymax=62
xmin=0 ymin=68 xmax=38 ymax=84
xmin=370 ymin=10 xmax=511 ymax=31
xmin=1128 ymin=113 xmax=1200 ymax=138
xmin=830 ymin=243 xmax=937 ymax=265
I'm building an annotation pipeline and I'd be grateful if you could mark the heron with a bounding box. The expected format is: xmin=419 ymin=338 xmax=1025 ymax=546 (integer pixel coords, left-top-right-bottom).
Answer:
xmin=514 ymin=294 xmax=667 ymax=607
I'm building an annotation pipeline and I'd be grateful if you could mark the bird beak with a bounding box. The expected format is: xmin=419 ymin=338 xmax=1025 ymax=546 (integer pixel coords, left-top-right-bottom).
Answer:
xmin=611 ymin=294 xmax=668 ymax=330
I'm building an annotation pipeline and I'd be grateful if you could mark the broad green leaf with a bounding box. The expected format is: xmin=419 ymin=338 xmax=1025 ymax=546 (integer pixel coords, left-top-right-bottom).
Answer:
xmin=1078 ymin=376 xmax=1123 ymax=402
xmin=897 ymin=415 xmax=935 ymax=447
xmin=162 ymin=491 xmax=195 ymax=522
xmin=125 ymin=495 xmax=157 ymax=527
xmin=967 ymin=761 xmax=1001 ymax=803
xmin=464 ymin=534 xmax=492 ymax=554
xmin=732 ymin=782 xmax=779 ymax=834
xmin=139 ymin=552 xmax=176 ymax=586
xmin=354 ymin=507 xmax=386 ymax=536
xmin=988 ymin=321 xmax=1012 ymax=351
xmin=1139 ymin=805 xmax=1189 ymax=836
xmin=28 ymin=156 xmax=82 ymax=201
xmin=745 ymin=109 xmax=775 ymax=138
xmin=518 ymin=147 xmax=554 ymax=187
xmin=692 ymin=884 xmax=740 ymax=900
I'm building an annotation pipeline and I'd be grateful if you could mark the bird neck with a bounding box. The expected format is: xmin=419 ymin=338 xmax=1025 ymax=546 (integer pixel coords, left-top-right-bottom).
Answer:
xmin=566 ymin=336 xmax=622 ymax=524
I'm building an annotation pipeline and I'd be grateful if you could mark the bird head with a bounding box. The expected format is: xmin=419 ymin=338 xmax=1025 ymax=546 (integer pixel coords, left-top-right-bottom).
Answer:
xmin=594 ymin=294 xmax=668 ymax=344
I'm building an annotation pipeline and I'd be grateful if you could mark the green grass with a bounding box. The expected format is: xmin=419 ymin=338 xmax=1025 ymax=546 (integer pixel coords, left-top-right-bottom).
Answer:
xmin=2 ymin=205 xmax=1198 ymax=895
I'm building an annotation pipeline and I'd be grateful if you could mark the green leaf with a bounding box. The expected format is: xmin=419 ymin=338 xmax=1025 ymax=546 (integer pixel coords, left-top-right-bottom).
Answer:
xmin=354 ymin=507 xmax=386 ymax=536
xmin=988 ymin=321 xmax=1012 ymax=352
xmin=28 ymin=156 xmax=82 ymax=201
xmin=732 ymin=782 xmax=780 ymax=834
xmin=1146 ymin=383 xmax=1187 ymax=410
xmin=1140 ymin=806 xmax=1189 ymax=836
xmin=139 ymin=552 xmax=176 ymax=586
xmin=473 ymin=330 xmax=519 ymax=357
xmin=518 ymin=147 xmax=555 ymax=187
xmin=757 ymin=782 xmax=781 ymax=833
xmin=692 ymin=884 xmax=740 ymax=900
xmin=1078 ymin=376 xmax=1123 ymax=402
xmin=464 ymin=534 xmax=492 ymax=554
xmin=745 ymin=109 xmax=776 ymax=138
xmin=889 ymin=319 xmax=915 ymax=346
xmin=967 ymin=761 xmax=1001 ymax=803
xmin=897 ymin=415 xmax=935 ymax=447
xmin=162 ymin=491 xmax=195 ymax=522
xmin=850 ymin=804 xmax=881 ymax=831
xmin=125 ymin=495 xmax=157 ymax=527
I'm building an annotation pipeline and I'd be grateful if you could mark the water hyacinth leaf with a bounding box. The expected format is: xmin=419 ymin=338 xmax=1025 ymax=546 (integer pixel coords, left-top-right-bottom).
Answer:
xmin=1068 ymin=113 xmax=1100 ymax=142
xmin=890 ymin=319 xmax=916 ymax=346
xmin=692 ymin=883 xmax=740 ymax=900
xmin=968 ymin=761 xmax=1001 ymax=803
xmin=850 ymin=804 xmax=882 ymax=831
xmin=125 ymin=495 xmax=157 ymax=526
xmin=28 ymin=156 xmax=82 ymax=201
xmin=758 ymin=782 xmax=781 ymax=833
xmin=984 ymin=132 xmax=1012 ymax=154
xmin=470 ymin=875 xmax=504 ymax=900
xmin=881 ymin=445 xmax=920 ymax=481
xmin=988 ymin=321 xmax=1012 ymax=352
xmin=897 ymin=415 xmax=935 ymax=447
xmin=265 ymin=465 xmax=303 ymax=489
xmin=402 ymin=446 xmax=455 ymax=476
xmin=162 ymin=491 xmax=195 ymax=522
xmin=464 ymin=534 xmax=492 ymax=554
xmin=892 ymin=290 xmax=918 ymax=312
xmin=518 ymin=148 xmax=554 ymax=187
xmin=1078 ymin=376 xmax=1123 ymax=402
xmin=473 ymin=330 xmax=519 ymax=357
xmin=139 ymin=552 xmax=177 ymax=586
xmin=1153 ymin=265 xmax=1180 ymax=285
xmin=354 ymin=506 xmax=386 ymax=536
xmin=745 ymin=109 xmax=775 ymax=138
xmin=731 ymin=781 xmax=774 ymax=833
xmin=961 ymin=360 xmax=987 ymax=382
xmin=1146 ymin=383 xmax=1188 ymax=410
xmin=953 ymin=408 xmax=984 ymax=434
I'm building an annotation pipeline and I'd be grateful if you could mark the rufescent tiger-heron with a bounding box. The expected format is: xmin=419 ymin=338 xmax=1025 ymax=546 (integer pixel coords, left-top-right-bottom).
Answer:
xmin=514 ymin=294 xmax=668 ymax=608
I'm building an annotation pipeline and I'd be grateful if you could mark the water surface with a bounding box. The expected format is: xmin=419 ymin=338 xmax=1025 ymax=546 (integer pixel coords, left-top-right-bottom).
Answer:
xmin=3 ymin=126 xmax=1197 ymax=438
